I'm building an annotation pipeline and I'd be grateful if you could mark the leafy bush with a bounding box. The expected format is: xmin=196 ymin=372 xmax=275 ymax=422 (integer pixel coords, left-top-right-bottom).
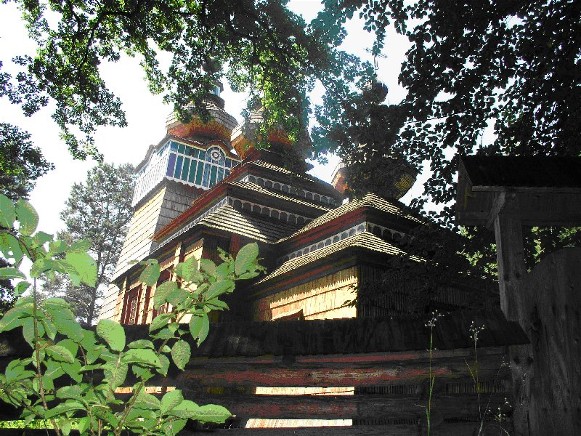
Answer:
xmin=0 ymin=194 xmax=263 ymax=435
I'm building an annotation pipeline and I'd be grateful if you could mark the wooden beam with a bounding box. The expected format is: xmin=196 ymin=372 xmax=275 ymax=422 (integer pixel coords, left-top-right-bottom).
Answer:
xmin=203 ymin=422 xmax=508 ymax=436
xmin=186 ymin=392 xmax=508 ymax=421
xmin=175 ymin=350 xmax=509 ymax=388
xmin=492 ymin=193 xmax=526 ymax=322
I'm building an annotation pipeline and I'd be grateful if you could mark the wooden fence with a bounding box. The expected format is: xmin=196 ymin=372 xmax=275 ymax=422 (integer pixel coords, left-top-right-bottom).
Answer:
xmin=0 ymin=310 xmax=528 ymax=435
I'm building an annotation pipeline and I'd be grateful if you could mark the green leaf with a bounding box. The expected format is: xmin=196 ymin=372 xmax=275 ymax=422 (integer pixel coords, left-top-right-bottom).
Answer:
xmin=57 ymin=339 xmax=79 ymax=358
xmin=215 ymin=261 xmax=232 ymax=281
xmin=44 ymin=297 xmax=70 ymax=309
xmin=171 ymin=340 xmax=191 ymax=370
xmin=45 ymin=345 xmax=75 ymax=364
xmin=122 ymin=348 xmax=161 ymax=368
xmin=77 ymin=416 xmax=90 ymax=434
xmin=132 ymin=364 xmax=154 ymax=381
xmin=149 ymin=313 xmax=172 ymax=333
xmin=40 ymin=318 xmax=57 ymax=340
xmin=162 ymin=418 xmax=187 ymax=435
xmin=14 ymin=280 xmax=30 ymax=297
xmin=104 ymin=360 xmax=128 ymax=390
xmin=128 ymin=339 xmax=154 ymax=349
xmin=158 ymin=354 xmax=170 ymax=376
xmin=199 ymin=258 xmax=216 ymax=276
xmin=0 ymin=303 xmax=32 ymax=332
xmin=166 ymin=287 xmax=190 ymax=307
xmin=45 ymin=360 xmax=65 ymax=382
xmin=205 ymin=279 xmax=235 ymax=300
xmin=135 ymin=391 xmax=161 ymax=410
xmin=44 ymin=401 xmax=85 ymax=418
xmin=235 ymin=242 xmax=259 ymax=276
xmin=161 ymin=389 xmax=183 ymax=414
xmin=65 ymin=251 xmax=97 ymax=287
xmin=5 ymin=359 xmax=35 ymax=383
xmin=153 ymin=281 xmax=178 ymax=310
xmin=60 ymin=359 xmax=83 ymax=383
xmin=22 ymin=317 xmax=38 ymax=345
xmin=205 ymin=298 xmax=229 ymax=311
xmin=0 ymin=266 xmax=25 ymax=280
xmin=52 ymin=316 xmax=84 ymax=343
xmin=59 ymin=418 xmax=72 ymax=436
xmin=189 ymin=312 xmax=210 ymax=346
xmin=151 ymin=327 xmax=174 ymax=340
xmin=69 ymin=239 xmax=91 ymax=253
xmin=56 ymin=385 xmax=83 ymax=400
xmin=175 ymin=257 xmax=201 ymax=282
xmin=196 ymin=404 xmax=232 ymax=423
xmin=33 ymin=231 xmax=53 ymax=247
xmin=96 ymin=319 xmax=126 ymax=352
xmin=139 ymin=260 xmax=160 ymax=286
xmin=0 ymin=233 xmax=23 ymax=265
xmin=0 ymin=194 xmax=15 ymax=228
xmin=15 ymin=199 xmax=38 ymax=236
xmin=168 ymin=399 xmax=200 ymax=418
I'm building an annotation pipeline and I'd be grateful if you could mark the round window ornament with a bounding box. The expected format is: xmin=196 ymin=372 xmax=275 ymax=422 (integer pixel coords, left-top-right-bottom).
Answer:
xmin=210 ymin=149 xmax=221 ymax=161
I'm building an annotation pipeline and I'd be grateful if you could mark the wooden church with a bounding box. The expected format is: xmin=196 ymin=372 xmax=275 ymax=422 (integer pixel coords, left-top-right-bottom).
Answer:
xmin=95 ymin=88 xmax=527 ymax=433
xmin=100 ymin=86 xmax=487 ymax=325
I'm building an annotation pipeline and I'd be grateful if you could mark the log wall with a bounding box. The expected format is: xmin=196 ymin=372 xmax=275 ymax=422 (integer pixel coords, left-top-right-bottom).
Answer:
xmin=173 ymin=347 xmax=513 ymax=435
xmin=251 ymin=267 xmax=358 ymax=321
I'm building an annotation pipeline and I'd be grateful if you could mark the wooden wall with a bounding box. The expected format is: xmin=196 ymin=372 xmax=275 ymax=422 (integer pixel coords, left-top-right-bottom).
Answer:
xmin=251 ymin=268 xmax=358 ymax=321
xmin=511 ymin=247 xmax=581 ymax=435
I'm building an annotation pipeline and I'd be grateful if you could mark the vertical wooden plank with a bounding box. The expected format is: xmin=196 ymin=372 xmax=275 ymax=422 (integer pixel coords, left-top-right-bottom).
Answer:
xmin=492 ymin=193 xmax=526 ymax=322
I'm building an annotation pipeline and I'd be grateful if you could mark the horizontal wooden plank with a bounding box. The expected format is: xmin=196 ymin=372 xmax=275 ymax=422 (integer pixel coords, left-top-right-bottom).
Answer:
xmin=185 ymin=392 xmax=507 ymax=421
xmin=192 ymin=421 xmax=508 ymax=436
xmin=175 ymin=350 xmax=509 ymax=388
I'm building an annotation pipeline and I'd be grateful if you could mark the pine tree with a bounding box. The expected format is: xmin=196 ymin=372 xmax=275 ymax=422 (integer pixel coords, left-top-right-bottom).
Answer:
xmin=43 ymin=163 xmax=134 ymax=324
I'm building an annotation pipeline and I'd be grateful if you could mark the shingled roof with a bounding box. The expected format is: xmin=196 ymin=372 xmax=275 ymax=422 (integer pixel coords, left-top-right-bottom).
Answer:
xmin=259 ymin=232 xmax=412 ymax=284
xmin=198 ymin=204 xmax=298 ymax=243
xmin=279 ymin=193 xmax=422 ymax=243
xmin=229 ymin=181 xmax=331 ymax=212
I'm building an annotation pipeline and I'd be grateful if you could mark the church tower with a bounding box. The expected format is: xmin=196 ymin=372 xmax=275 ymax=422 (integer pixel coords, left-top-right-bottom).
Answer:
xmin=100 ymin=85 xmax=239 ymax=320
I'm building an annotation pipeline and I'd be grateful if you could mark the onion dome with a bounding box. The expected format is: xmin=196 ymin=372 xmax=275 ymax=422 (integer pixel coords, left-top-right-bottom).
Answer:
xmin=231 ymin=106 xmax=312 ymax=173
xmin=165 ymin=83 xmax=238 ymax=147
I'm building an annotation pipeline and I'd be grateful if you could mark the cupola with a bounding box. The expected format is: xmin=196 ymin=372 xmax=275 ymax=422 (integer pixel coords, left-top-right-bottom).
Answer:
xmin=165 ymin=82 xmax=238 ymax=146
xmin=231 ymin=105 xmax=312 ymax=174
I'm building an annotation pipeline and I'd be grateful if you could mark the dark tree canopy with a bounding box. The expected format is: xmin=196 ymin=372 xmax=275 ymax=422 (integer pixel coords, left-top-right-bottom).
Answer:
xmin=2 ymin=0 xmax=578 ymax=221
xmin=313 ymin=0 xmax=581 ymax=219
xmin=0 ymin=0 xmax=371 ymax=160
xmin=0 ymin=123 xmax=53 ymax=201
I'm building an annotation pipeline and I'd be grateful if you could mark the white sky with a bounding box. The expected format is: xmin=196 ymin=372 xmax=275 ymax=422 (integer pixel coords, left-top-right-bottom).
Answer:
xmin=0 ymin=0 xmax=423 ymax=235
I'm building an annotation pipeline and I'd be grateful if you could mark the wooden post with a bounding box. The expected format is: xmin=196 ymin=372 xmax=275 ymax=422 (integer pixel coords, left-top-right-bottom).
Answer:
xmin=491 ymin=192 xmax=526 ymax=322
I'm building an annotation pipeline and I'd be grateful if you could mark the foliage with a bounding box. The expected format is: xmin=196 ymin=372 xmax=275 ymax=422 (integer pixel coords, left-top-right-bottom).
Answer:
xmin=0 ymin=194 xmax=263 ymax=435
xmin=0 ymin=123 xmax=53 ymax=201
xmin=0 ymin=124 xmax=53 ymax=310
xmin=42 ymin=163 xmax=134 ymax=324
xmin=314 ymin=0 xmax=580 ymax=217
xmin=1 ymin=0 xmax=372 ymax=160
